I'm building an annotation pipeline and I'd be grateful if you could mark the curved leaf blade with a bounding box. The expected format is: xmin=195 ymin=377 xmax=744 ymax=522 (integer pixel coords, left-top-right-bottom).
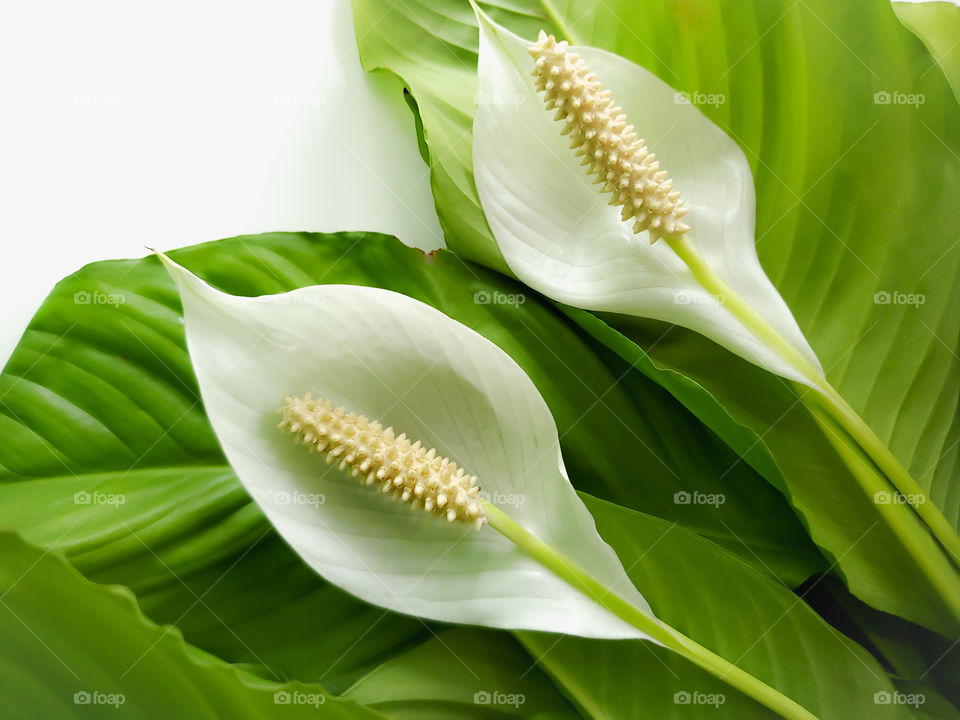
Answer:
xmin=893 ymin=1 xmax=960 ymax=104
xmin=0 ymin=232 xmax=922 ymax=718
xmin=518 ymin=494 xmax=915 ymax=720
xmin=0 ymin=231 xmax=823 ymax=687
xmin=0 ymin=528 xmax=384 ymax=719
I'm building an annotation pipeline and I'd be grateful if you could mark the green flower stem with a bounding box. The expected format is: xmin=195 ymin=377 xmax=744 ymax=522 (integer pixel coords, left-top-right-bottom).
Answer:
xmin=812 ymin=382 xmax=960 ymax=563
xmin=482 ymin=501 xmax=820 ymax=720
xmin=805 ymin=402 xmax=960 ymax=628
xmin=665 ymin=234 xmax=960 ymax=563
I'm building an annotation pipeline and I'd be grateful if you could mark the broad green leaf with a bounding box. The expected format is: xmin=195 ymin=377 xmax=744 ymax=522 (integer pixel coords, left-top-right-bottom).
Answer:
xmin=133 ymin=527 xmax=429 ymax=693
xmin=893 ymin=682 xmax=960 ymax=720
xmin=0 ymin=232 xmax=823 ymax=687
xmin=517 ymin=494 xmax=914 ymax=720
xmin=350 ymin=0 xmax=960 ymax=635
xmin=343 ymin=628 xmax=578 ymax=719
xmin=893 ymin=1 xmax=960 ymax=104
xmin=600 ymin=316 xmax=960 ymax=636
xmin=0 ymin=528 xmax=384 ymax=719
xmin=799 ymin=576 xmax=960 ymax=707
xmin=0 ymin=231 xmax=819 ymax=577
xmin=0 ymin=232 xmax=913 ymax=717
xmin=472 ymin=10 xmax=821 ymax=385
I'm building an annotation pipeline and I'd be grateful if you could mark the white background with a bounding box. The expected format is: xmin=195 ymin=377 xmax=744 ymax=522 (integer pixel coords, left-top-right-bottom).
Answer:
xmin=0 ymin=0 xmax=443 ymax=364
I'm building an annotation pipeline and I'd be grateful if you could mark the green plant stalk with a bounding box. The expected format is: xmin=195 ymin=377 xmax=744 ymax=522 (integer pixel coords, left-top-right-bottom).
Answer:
xmin=806 ymin=402 xmax=960 ymax=628
xmin=665 ymin=234 xmax=960 ymax=563
xmin=482 ymin=501 xmax=820 ymax=720
xmin=811 ymin=382 xmax=960 ymax=563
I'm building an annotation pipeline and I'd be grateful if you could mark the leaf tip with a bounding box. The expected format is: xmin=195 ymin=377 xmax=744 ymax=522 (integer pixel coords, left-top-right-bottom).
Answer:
xmin=152 ymin=248 xmax=176 ymax=269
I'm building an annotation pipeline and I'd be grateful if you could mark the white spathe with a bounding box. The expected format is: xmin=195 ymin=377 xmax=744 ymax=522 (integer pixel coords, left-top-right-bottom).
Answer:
xmin=472 ymin=9 xmax=822 ymax=384
xmin=160 ymin=254 xmax=655 ymax=640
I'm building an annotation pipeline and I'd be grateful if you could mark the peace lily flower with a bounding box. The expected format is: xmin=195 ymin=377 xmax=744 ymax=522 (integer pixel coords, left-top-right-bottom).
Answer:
xmin=470 ymin=8 xmax=960 ymax=562
xmin=158 ymin=252 xmax=817 ymax=720
xmin=472 ymin=9 xmax=819 ymax=386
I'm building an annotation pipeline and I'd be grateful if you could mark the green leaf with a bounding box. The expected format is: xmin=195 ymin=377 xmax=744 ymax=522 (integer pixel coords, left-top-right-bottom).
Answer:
xmin=0 ymin=528 xmax=385 ymax=719
xmin=349 ymin=0 xmax=960 ymax=635
xmin=517 ymin=494 xmax=914 ymax=720
xmin=163 ymin=250 xmax=870 ymax=718
xmin=0 ymin=232 xmax=909 ymax=716
xmin=343 ymin=628 xmax=579 ymax=718
xmin=799 ymin=576 xmax=960 ymax=708
xmin=893 ymin=1 xmax=960 ymax=104
xmin=0 ymin=232 xmax=820 ymax=586
xmin=892 ymin=681 xmax=960 ymax=720
xmin=0 ymin=233 xmax=821 ymax=692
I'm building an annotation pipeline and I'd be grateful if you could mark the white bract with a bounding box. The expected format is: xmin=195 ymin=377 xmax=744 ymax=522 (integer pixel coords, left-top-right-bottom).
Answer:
xmin=472 ymin=9 xmax=822 ymax=385
xmin=160 ymin=254 xmax=654 ymax=640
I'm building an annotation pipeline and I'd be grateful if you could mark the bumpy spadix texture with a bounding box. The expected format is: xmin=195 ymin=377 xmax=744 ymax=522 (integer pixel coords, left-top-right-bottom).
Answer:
xmin=528 ymin=31 xmax=689 ymax=242
xmin=279 ymin=393 xmax=486 ymax=529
